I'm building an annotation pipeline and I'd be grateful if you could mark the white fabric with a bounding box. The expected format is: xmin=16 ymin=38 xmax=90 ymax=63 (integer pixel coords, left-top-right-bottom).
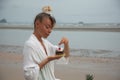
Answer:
xmin=23 ymin=34 xmax=67 ymax=80
xmin=55 ymin=57 xmax=69 ymax=64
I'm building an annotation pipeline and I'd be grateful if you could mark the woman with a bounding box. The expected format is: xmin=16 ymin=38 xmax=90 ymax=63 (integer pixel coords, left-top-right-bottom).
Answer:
xmin=23 ymin=12 xmax=70 ymax=80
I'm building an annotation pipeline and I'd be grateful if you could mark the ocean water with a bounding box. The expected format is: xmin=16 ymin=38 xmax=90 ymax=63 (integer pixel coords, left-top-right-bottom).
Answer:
xmin=0 ymin=28 xmax=120 ymax=51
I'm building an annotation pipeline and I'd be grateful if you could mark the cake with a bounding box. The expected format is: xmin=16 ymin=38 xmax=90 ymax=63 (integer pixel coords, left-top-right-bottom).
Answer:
xmin=56 ymin=47 xmax=64 ymax=56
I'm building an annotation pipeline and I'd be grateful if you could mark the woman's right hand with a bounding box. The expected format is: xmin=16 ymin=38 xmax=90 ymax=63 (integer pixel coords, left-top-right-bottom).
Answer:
xmin=38 ymin=55 xmax=62 ymax=69
xmin=47 ymin=55 xmax=62 ymax=61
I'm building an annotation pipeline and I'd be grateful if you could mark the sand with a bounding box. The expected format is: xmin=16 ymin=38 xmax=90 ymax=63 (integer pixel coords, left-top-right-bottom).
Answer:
xmin=0 ymin=52 xmax=120 ymax=80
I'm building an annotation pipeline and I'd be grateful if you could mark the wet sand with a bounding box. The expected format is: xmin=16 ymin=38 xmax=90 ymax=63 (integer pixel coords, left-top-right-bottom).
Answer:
xmin=0 ymin=52 xmax=120 ymax=80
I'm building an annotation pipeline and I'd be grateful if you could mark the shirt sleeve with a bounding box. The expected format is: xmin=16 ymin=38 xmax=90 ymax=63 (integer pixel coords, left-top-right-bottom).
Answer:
xmin=23 ymin=43 xmax=40 ymax=80
xmin=55 ymin=56 xmax=69 ymax=64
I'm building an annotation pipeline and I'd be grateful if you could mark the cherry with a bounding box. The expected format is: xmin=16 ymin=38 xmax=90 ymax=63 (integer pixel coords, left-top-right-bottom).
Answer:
xmin=58 ymin=47 xmax=61 ymax=50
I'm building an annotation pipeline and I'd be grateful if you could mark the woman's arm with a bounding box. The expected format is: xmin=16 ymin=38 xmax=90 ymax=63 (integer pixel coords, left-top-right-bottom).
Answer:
xmin=38 ymin=55 xmax=62 ymax=69
xmin=58 ymin=37 xmax=70 ymax=57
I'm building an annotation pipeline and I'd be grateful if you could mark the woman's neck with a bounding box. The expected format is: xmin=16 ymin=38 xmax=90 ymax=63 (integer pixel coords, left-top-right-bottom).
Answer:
xmin=33 ymin=32 xmax=48 ymax=55
xmin=33 ymin=32 xmax=43 ymax=43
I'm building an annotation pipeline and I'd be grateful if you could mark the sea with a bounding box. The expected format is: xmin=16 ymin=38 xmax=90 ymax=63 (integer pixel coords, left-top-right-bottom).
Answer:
xmin=0 ymin=23 xmax=120 ymax=57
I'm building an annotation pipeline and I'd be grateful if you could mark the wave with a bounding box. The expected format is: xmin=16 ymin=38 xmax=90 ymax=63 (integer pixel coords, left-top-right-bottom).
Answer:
xmin=0 ymin=45 xmax=120 ymax=58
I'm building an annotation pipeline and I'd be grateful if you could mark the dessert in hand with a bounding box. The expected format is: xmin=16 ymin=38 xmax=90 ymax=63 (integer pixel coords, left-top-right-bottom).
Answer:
xmin=56 ymin=47 xmax=64 ymax=56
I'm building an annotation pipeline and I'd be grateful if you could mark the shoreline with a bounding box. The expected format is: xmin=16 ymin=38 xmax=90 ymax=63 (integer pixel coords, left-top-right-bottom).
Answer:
xmin=0 ymin=44 xmax=120 ymax=58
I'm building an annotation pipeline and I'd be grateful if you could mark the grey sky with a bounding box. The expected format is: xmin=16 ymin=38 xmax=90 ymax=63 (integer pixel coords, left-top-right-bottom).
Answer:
xmin=0 ymin=0 xmax=120 ymax=23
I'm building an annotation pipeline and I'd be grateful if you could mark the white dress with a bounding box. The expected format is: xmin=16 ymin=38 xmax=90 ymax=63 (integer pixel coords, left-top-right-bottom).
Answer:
xmin=23 ymin=34 xmax=67 ymax=80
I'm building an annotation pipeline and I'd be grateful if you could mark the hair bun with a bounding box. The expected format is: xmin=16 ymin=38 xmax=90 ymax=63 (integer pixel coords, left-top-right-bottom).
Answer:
xmin=42 ymin=6 xmax=52 ymax=14
xmin=42 ymin=6 xmax=54 ymax=17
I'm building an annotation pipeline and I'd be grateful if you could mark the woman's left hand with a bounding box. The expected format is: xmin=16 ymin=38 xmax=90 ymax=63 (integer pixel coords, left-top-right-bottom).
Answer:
xmin=58 ymin=37 xmax=69 ymax=45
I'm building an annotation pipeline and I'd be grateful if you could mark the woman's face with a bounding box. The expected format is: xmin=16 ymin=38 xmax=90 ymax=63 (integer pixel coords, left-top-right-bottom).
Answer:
xmin=36 ymin=17 xmax=53 ymax=38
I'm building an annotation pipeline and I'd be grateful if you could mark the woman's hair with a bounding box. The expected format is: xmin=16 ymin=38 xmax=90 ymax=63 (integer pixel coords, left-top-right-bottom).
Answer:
xmin=34 ymin=12 xmax=56 ymax=28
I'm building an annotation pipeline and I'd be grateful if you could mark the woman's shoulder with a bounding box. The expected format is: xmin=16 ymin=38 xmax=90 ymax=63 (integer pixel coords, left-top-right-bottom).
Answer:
xmin=24 ymin=35 xmax=36 ymax=48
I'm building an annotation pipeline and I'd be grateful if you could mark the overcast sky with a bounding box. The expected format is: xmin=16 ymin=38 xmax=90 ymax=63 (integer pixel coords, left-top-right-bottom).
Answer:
xmin=0 ymin=0 xmax=120 ymax=23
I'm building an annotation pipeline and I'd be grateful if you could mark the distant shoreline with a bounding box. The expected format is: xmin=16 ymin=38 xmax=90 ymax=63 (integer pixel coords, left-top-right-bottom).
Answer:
xmin=0 ymin=24 xmax=120 ymax=32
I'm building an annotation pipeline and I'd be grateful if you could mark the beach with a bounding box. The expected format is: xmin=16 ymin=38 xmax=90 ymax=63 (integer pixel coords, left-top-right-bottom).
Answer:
xmin=0 ymin=24 xmax=120 ymax=80
xmin=0 ymin=45 xmax=120 ymax=80
xmin=1 ymin=0 xmax=120 ymax=79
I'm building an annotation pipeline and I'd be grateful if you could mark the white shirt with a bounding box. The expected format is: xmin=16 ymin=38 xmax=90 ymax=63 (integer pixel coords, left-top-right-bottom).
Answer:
xmin=23 ymin=34 xmax=58 ymax=80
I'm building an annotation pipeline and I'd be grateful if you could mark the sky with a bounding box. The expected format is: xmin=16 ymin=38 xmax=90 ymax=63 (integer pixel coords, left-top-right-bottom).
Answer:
xmin=0 ymin=0 xmax=120 ymax=24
